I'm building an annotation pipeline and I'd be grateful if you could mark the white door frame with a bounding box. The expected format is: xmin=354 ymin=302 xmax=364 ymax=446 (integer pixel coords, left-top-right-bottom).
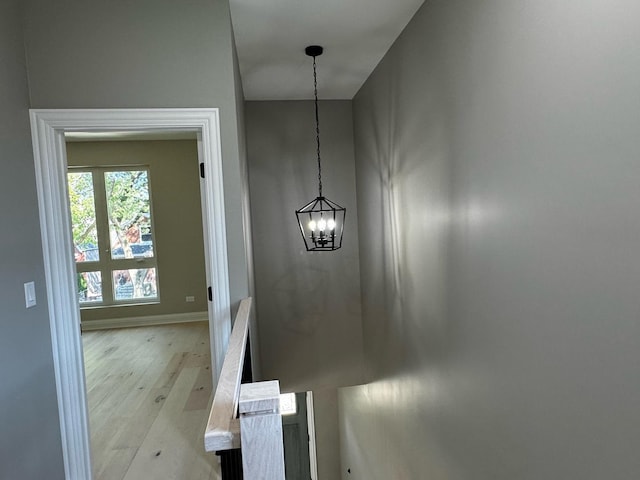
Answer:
xmin=29 ymin=108 xmax=232 ymax=480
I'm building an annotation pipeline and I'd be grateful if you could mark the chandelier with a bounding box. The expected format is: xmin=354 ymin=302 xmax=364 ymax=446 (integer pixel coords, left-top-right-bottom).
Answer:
xmin=295 ymin=45 xmax=346 ymax=252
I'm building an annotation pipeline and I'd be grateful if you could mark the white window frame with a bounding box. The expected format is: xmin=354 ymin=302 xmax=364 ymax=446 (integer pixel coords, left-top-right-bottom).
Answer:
xmin=69 ymin=165 xmax=161 ymax=307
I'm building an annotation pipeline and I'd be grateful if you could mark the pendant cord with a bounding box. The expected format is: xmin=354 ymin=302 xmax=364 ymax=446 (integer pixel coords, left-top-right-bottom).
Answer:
xmin=313 ymin=55 xmax=322 ymax=198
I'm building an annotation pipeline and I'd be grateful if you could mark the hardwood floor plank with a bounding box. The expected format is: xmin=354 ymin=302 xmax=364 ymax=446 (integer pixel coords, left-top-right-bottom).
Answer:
xmin=185 ymin=364 xmax=214 ymax=412
xmin=122 ymin=367 xmax=213 ymax=480
xmin=94 ymin=446 xmax=138 ymax=480
xmin=82 ymin=322 xmax=220 ymax=480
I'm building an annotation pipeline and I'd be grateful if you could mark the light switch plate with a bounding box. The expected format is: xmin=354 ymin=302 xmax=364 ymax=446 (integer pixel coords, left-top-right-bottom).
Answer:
xmin=24 ymin=281 xmax=36 ymax=308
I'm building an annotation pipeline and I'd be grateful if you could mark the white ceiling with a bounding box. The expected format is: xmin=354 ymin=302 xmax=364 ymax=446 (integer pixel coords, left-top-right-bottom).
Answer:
xmin=229 ymin=0 xmax=425 ymax=100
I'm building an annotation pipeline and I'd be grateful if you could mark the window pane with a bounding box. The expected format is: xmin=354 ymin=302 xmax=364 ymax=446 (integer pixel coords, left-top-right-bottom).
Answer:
xmin=67 ymin=172 xmax=99 ymax=263
xmin=105 ymin=170 xmax=154 ymax=260
xmin=78 ymin=272 xmax=102 ymax=303
xmin=280 ymin=393 xmax=297 ymax=416
xmin=113 ymin=268 xmax=158 ymax=301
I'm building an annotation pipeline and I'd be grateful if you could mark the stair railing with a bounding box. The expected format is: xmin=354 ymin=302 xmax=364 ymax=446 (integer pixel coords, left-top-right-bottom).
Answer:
xmin=204 ymin=297 xmax=285 ymax=479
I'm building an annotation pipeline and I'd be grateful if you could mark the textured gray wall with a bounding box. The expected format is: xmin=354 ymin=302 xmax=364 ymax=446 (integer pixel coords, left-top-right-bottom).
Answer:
xmin=341 ymin=0 xmax=640 ymax=479
xmin=23 ymin=0 xmax=252 ymax=311
xmin=0 ymin=0 xmax=65 ymax=477
xmin=312 ymin=388 xmax=341 ymax=480
xmin=232 ymin=33 xmax=262 ymax=376
xmin=245 ymin=101 xmax=363 ymax=392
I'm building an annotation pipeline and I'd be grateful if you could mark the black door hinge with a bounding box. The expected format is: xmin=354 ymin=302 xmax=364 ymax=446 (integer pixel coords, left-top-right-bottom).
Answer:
xmin=200 ymin=162 xmax=205 ymax=178
xmin=208 ymin=286 xmax=213 ymax=301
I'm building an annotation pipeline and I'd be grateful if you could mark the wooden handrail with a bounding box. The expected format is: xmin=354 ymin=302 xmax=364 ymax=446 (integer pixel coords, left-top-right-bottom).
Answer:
xmin=204 ymin=297 xmax=252 ymax=452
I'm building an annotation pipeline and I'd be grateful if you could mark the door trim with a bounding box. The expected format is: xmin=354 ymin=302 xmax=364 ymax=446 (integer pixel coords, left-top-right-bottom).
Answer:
xmin=306 ymin=391 xmax=319 ymax=480
xmin=29 ymin=108 xmax=232 ymax=480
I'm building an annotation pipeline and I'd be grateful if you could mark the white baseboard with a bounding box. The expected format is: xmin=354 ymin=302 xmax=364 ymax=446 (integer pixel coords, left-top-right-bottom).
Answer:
xmin=81 ymin=311 xmax=209 ymax=331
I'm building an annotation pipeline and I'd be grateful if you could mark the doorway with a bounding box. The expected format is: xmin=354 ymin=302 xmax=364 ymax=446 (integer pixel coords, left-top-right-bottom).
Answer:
xmin=281 ymin=392 xmax=313 ymax=480
xmin=30 ymin=109 xmax=232 ymax=480
xmin=65 ymin=135 xmax=212 ymax=477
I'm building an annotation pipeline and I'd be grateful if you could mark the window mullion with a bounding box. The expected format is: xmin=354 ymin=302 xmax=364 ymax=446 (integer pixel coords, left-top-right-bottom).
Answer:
xmin=93 ymin=168 xmax=114 ymax=305
xmin=110 ymin=258 xmax=157 ymax=270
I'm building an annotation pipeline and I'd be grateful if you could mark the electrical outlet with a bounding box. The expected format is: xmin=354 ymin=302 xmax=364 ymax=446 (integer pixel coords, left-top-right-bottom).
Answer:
xmin=185 ymin=296 xmax=195 ymax=303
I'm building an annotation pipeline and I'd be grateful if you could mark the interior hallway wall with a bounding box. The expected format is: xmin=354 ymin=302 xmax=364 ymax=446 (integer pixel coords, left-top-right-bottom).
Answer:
xmin=340 ymin=0 xmax=640 ymax=479
xmin=312 ymin=388 xmax=341 ymax=480
xmin=231 ymin=32 xmax=262 ymax=376
xmin=245 ymin=100 xmax=363 ymax=392
xmin=0 ymin=0 xmax=65 ymax=477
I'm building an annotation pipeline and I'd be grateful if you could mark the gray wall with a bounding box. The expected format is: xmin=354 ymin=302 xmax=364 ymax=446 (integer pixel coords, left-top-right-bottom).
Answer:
xmin=340 ymin=0 xmax=640 ymax=479
xmin=245 ymin=101 xmax=363 ymax=392
xmin=23 ymin=0 xmax=252 ymax=313
xmin=312 ymin=388 xmax=341 ymax=480
xmin=232 ymin=31 xmax=262 ymax=376
xmin=0 ymin=0 xmax=65 ymax=477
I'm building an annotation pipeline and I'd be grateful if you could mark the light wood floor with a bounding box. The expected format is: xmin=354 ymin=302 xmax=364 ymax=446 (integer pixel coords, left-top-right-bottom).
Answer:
xmin=82 ymin=322 xmax=221 ymax=480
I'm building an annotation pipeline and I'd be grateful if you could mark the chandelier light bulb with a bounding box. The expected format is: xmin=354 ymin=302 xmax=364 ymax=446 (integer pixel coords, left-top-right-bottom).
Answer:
xmin=327 ymin=218 xmax=336 ymax=230
xmin=318 ymin=218 xmax=327 ymax=231
xmin=308 ymin=220 xmax=317 ymax=231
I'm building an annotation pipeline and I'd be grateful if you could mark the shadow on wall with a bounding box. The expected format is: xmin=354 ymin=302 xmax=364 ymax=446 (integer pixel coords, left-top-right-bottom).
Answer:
xmin=274 ymin=267 xmax=329 ymax=335
xmin=354 ymin=49 xmax=455 ymax=381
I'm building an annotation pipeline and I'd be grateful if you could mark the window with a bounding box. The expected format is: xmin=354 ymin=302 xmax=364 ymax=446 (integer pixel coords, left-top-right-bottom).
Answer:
xmin=67 ymin=167 xmax=159 ymax=307
xmin=280 ymin=392 xmax=297 ymax=416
